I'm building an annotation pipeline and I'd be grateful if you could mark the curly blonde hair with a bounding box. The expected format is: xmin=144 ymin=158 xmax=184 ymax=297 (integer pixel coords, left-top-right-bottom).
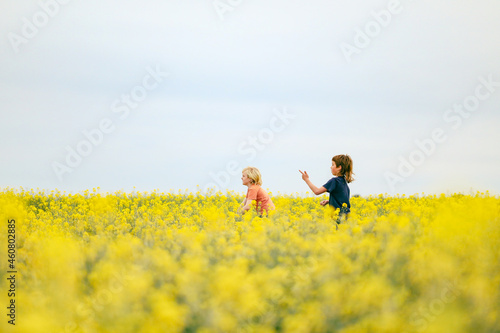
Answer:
xmin=242 ymin=167 xmax=263 ymax=186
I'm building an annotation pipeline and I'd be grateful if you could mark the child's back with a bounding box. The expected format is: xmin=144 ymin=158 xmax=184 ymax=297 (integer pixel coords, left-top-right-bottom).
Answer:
xmin=300 ymin=154 xmax=354 ymax=221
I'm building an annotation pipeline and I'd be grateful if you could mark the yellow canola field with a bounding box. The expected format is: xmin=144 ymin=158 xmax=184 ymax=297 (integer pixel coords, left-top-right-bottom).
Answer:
xmin=1 ymin=189 xmax=499 ymax=333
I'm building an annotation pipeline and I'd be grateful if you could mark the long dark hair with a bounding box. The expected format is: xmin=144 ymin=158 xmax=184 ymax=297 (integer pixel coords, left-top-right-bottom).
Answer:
xmin=332 ymin=154 xmax=354 ymax=183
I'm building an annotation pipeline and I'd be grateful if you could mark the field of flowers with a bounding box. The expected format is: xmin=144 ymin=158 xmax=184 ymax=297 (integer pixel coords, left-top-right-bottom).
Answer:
xmin=1 ymin=188 xmax=499 ymax=333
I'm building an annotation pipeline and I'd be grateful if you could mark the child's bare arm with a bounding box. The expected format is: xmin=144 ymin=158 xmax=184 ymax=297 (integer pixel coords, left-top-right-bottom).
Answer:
xmin=238 ymin=199 xmax=254 ymax=215
xmin=237 ymin=198 xmax=246 ymax=214
xmin=299 ymin=170 xmax=327 ymax=195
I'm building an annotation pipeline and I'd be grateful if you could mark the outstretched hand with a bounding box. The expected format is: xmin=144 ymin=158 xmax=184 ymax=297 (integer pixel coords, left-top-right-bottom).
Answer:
xmin=299 ymin=170 xmax=309 ymax=181
xmin=320 ymin=200 xmax=329 ymax=206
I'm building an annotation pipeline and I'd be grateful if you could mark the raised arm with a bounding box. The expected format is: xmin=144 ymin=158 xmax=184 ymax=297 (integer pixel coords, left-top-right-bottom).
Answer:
xmin=299 ymin=170 xmax=327 ymax=195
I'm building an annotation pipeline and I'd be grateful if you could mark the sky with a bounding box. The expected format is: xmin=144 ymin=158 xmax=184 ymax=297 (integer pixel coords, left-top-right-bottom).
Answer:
xmin=1 ymin=0 xmax=500 ymax=196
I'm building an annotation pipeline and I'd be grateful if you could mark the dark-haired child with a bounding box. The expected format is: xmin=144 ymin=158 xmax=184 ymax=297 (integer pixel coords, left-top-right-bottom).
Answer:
xmin=299 ymin=154 xmax=354 ymax=225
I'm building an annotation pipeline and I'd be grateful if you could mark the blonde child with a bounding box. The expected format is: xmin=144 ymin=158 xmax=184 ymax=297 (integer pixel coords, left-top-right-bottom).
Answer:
xmin=299 ymin=154 xmax=354 ymax=223
xmin=238 ymin=167 xmax=275 ymax=216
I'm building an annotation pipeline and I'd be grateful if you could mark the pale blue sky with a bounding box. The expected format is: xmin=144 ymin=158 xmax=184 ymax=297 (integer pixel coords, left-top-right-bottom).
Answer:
xmin=1 ymin=0 xmax=500 ymax=196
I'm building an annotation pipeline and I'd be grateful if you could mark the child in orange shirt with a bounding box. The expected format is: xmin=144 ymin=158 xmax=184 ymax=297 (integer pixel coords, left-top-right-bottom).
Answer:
xmin=238 ymin=167 xmax=275 ymax=216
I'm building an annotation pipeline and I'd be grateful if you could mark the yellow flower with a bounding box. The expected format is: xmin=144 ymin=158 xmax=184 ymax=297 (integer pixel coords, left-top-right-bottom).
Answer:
xmin=1 ymin=188 xmax=498 ymax=332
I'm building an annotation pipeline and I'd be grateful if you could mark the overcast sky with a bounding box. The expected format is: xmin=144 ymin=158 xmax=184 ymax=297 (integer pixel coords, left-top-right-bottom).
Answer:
xmin=1 ymin=0 xmax=500 ymax=196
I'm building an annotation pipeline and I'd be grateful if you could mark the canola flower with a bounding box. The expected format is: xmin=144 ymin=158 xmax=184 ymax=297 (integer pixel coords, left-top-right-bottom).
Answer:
xmin=0 ymin=188 xmax=499 ymax=333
